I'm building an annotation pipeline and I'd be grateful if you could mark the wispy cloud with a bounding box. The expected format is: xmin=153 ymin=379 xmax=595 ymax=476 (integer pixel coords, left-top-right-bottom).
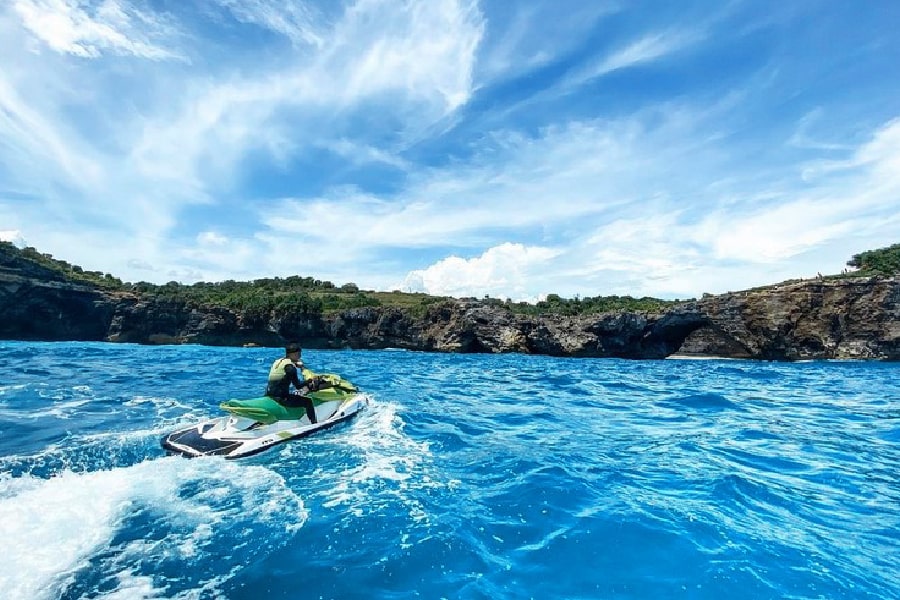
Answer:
xmin=14 ymin=0 xmax=182 ymax=59
xmin=269 ymin=98 xmax=724 ymax=227
xmin=0 ymin=71 xmax=103 ymax=193
xmin=0 ymin=0 xmax=485 ymax=282
xmin=213 ymin=0 xmax=326 ymax=48
xmin=0 ymin=0 xmax=898 ymax=300
xmin=129 ymin=0 xmax=484 ymax=192
xmin=475 ymin=2 xmax=620 ymax=84
xmin=566 ymin=29 xmax=700 ymax=87
xmin=259 ymin=119 xmax=657 ymax=254
xmin=788 ymin=109 xmax=854 ymax=152
xmin=375 ymin=113 xmax=900 ymax=299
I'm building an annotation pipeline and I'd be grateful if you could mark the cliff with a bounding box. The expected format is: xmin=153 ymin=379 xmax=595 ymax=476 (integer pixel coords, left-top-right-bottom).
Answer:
xmin=0 ymin=260 xmax=114 ymax=341
xmin=685 ymin=277 xmax=900 ymax=360
xmin=2 ymin=246 xmax=898 ymax=360
xmin=322 ymin=277 xmax=898 ymax=360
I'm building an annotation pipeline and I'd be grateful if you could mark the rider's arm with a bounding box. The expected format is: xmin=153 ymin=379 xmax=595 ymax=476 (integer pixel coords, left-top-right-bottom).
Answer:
xmin=284 ymin=363 xmax=305 ymax=390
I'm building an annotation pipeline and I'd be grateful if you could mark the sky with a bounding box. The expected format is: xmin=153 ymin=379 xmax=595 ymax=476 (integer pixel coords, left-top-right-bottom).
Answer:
xmin=1 ymin=0 xmax=899 ymax=302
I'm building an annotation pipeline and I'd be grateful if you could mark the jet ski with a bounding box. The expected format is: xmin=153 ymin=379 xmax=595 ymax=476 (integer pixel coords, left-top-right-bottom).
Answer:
xmin=161 ymin=373 xmax=371 ymax=459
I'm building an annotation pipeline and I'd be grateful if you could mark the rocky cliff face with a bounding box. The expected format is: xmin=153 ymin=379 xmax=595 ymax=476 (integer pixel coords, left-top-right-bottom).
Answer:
xmin=0 ymin=263 xmax=114 ymax=341
xmin=2 ymin=249 xmax=897 ymax=360
xmin=686 ymin=277 xmax=900 ymax=360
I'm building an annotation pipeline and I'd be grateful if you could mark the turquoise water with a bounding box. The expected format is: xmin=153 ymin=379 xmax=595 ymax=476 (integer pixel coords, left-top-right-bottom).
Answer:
xmin=1 ymin=341 xmax=898 ymax=599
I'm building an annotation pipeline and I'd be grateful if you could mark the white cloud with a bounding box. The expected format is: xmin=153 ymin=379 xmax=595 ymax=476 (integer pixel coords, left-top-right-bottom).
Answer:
xmin=788 ymin=109 xmax=853 ymax=152
xmin=335 ymin=0 xmax=483 ymax=112
xmin=0 ymin=4 xmax=203 ymax=247
xmin=596 ymin=32 xmax=692 ymax=76
xmin=555 ymin=119 xmax=900 ymax=297
xmin=321 ymin=139 xmax=411 ymax=170
xmin=475 ymin=3 xmax=619 ymax=84
xmin=400 ymin=243 xmax=560 ymax=300
xmin=197 ymin=231 xmax=229 ymax=246
xmin=214 ymin=0 xmax=326 ymax=48
xmin=0 ymin=0 xmax=485 ymax=284
xmin=848 ymin=117 xmax=900 ymax=182
xmin=13 ymin=0 xmax=181 ymax=59
xmin=561 ymin=29 xmax=701 ymax=91
xmin=129 ymin=0 xmax=484 ymax=193
xmin=703 ymin=199 xmax=856 ymax=263
xmin=379 ymin=113 xmax=899 ymax=299
xmin=4 ymin=0 xmax=484 ymax=241
xmin=258 ymin=114 xmax=704 ymax=266
xmin=707 ymin=118 xmax=900 ymax=264
xmin=0 ymin=1 xmax=898 ymax=302
xmin=0 ymin=71 xmax=104 ymax=194
xmin=0 ymin=230 xmax=27 ymax=247
xmin=801 ymin=117 xmax=900 ymax=182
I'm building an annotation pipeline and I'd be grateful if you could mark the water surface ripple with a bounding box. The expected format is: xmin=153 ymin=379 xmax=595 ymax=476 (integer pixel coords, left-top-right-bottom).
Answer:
xmin=0 ymin=343 xmax=898 ymax=599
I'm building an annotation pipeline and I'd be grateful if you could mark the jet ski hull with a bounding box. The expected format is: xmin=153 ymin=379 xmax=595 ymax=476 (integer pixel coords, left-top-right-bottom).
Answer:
xmin=161 ymin=393 xmax=370 ymax=459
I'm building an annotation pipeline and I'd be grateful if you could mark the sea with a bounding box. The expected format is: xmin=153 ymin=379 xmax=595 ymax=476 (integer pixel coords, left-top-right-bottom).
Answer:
xmin=0 ymin=341 xmax=898 ymax=600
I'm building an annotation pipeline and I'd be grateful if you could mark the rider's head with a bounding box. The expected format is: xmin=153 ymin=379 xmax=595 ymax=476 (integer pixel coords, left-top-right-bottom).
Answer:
xmin=285 ymin=342 xmax=301 ymax=358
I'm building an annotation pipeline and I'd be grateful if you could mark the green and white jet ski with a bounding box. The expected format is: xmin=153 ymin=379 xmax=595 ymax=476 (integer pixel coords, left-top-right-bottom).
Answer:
xmin=161 ymin=373 xmax=370 ymax=459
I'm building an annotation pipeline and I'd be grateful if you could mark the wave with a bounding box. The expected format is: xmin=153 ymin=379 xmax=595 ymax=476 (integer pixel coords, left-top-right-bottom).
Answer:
xmin=0 ymin=458 xmax=304 ymax=600
xmin=2 ymin=342 xmax=899 ymax=599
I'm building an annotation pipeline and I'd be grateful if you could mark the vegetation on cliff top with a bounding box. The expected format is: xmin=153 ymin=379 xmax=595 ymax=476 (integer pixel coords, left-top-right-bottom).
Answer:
xmin=0 ymin=243 xmax=125 ymax=289
xmin=0 ymin=241 xmax=676 ymax=316
xmin=3 ymin=240 xmax=897 ymax=318
xmin=846 ymin=243 xmax=900 ymax=276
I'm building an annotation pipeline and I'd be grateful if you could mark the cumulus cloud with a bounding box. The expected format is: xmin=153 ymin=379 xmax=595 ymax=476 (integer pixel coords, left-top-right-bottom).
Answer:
xmin=399 ymin=243 xmax=560 ymax=300
xmin=0 ymin=230 xmax=27 ymax=247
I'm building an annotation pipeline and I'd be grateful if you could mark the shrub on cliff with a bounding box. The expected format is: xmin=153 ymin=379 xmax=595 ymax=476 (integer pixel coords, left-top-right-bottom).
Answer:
xmin=507 ymin=293 xmax=676 ymax=316
xmin=847 ymin=243 xmax=900 ymax=276
xmin=274 ymin=293 xmax=323 ymax=316
xmin=0 ymin=241 xmax=123 ymax=289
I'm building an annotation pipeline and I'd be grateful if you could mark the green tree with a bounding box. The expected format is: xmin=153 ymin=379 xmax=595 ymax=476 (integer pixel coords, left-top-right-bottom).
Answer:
xmin=847 ymin=243 xmax=900 ymax=275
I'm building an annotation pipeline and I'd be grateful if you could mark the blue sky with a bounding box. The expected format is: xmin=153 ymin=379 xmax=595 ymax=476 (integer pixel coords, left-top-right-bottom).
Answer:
xmin=1 ymin=0 xmax=899 ymax=301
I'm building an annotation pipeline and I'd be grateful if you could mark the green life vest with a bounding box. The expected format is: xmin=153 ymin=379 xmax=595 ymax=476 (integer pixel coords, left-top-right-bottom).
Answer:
xmin=267 ymin=357 xmax=296 ymax=387
xmin=266 ymin=357 xmax=294 ymax=397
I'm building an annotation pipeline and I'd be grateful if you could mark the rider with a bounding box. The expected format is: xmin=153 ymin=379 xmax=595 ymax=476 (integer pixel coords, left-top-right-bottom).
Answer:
xmin=265 ymin=342 xmax=326 ymax=424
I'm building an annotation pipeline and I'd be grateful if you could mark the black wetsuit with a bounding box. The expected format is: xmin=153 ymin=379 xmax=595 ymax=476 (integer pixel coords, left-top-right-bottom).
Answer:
xmin=266 ymin=361 xmax=317 ymax=424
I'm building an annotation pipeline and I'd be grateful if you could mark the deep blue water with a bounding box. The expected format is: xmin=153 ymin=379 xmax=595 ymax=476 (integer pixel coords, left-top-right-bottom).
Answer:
xmin=1 ymin=342 xmax=899 ymax=600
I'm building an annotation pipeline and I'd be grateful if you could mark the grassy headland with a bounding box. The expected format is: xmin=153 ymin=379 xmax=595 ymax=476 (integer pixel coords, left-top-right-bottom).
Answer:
xmin=3 ymin=240 xmax=898 ymax=319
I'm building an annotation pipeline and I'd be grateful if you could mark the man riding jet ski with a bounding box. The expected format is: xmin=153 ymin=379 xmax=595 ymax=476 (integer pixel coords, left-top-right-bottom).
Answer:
xmin=161 ymin=343 xmax=370 ymax=459
xmin=265 ymin=342 xmax=327 ymax=423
